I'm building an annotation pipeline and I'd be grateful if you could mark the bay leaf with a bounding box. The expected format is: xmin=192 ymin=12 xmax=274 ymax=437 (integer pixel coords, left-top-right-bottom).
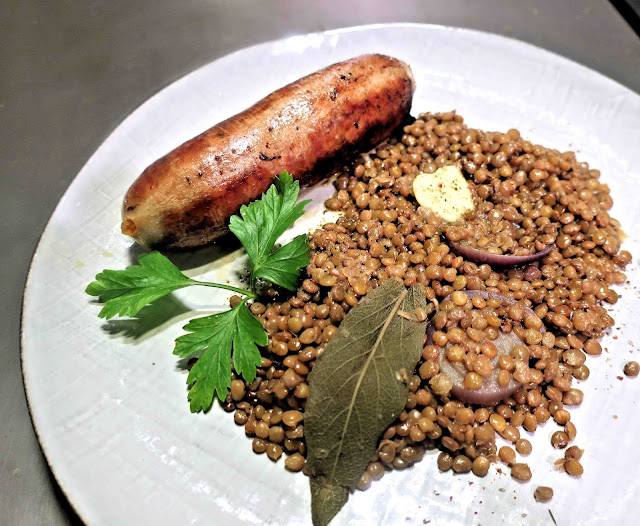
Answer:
xmin=305 ymin=279 xmax=428 ymax=526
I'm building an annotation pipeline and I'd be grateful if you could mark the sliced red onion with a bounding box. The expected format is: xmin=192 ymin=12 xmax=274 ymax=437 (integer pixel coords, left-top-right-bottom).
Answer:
xmin=450 ymin=242 xmax=554 ymax=267
xmin=427 ymin=290 xmax=544 ymax=406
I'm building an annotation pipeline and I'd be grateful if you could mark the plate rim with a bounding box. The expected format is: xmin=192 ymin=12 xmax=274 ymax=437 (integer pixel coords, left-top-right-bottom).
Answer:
xmin=19 ymin=21 xmax=640 ymax=525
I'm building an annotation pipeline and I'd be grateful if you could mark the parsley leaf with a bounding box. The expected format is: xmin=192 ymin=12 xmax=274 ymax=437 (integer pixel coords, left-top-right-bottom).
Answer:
xmin=174 ymin=300 xmax=267 ymax=411
xmin=86 ymin=251 xmax=254 ymax=319
xmin=253 ymin=234 xmax=310 ymax=290
xmin=229 ymin=171 xmax=311 ymax=289
xmin=87 ymin=172 xmax=311 ymax=412
xmin=86 ymin=252 xmax=196 ymax=319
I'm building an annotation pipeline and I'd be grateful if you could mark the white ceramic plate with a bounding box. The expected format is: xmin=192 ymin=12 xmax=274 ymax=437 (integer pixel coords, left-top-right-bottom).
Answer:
xmin=22 ymin=24 xmax=640 ymax=526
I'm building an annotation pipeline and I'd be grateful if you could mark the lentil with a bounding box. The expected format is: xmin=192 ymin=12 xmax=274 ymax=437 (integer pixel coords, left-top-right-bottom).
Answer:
xmin=472 ymin=456 xmax=491 ymax=477
xmin=220 ymin=110 xmax=630 ymax=497
xmin=534 ymin=486 xmax=554 ymax=502
xmin=252 ymin=438 xmax=267 ymax=454
xmin=565 ymin=446 xmax=584 ymax=460
xmin=624 ymin=361 xmax=639 ymax=377
xmin=437 ymin=452 xmax=454 ymax=471
xmin=451 ymin=454 xmax=473 ymax=474
xmin=284 ymin=452 xmax=305 ymax=472
xmin=511 ymin=463 xmax=532 ymax=481
xmin=551 ymin=431 xmax=570 ymax=449
xmin=499 ymin=446 xmax=516 ymax=465
xmin=266 ymin=443 xmax=283 ymax=461
xmin=356 ymin=472 xmax=372 ymax=491
xmin=515 ymin=439 xmax=532 ymax=455
xmin=565 ymin=459 xmax=584 ymax=477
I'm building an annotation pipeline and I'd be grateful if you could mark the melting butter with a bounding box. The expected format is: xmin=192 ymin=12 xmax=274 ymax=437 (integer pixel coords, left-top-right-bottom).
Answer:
xmin=412 ymin=165 xmax=474 ymax=222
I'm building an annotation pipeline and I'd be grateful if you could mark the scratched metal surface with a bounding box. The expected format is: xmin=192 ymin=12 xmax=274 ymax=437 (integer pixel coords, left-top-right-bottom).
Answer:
xmin=2 ymin=1 xmax=639 ymax=525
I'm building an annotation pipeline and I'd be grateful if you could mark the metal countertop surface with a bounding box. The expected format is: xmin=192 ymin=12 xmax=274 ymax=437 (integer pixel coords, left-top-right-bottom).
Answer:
xmin=2 ymin=1 xmax=639 ymax=524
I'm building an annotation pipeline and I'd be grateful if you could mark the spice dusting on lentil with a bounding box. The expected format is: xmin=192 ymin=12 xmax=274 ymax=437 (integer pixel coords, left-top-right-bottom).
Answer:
xmin=218 ymin=111 xmax=631 ymax=490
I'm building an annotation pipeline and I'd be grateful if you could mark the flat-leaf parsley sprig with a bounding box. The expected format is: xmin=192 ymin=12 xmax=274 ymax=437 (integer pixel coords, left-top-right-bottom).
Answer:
xmin=230 ymin=173 xmax=310 ymax=292
xmin=86 ymin=171 xmax=311 ymax=412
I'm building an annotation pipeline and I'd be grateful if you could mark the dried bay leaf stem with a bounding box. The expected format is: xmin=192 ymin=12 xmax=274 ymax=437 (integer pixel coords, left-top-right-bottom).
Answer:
xmin=305 ymin=279 xmax=428 ymax=526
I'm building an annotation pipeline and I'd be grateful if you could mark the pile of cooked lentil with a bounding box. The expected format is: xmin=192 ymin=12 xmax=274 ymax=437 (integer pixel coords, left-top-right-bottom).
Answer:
xmin=219 ymin=110 xmax=632 ymax=492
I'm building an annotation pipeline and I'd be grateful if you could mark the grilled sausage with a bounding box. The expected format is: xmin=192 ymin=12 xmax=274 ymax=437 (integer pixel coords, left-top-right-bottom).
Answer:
xmin=121 ymin=54 xmax=415 ymax=249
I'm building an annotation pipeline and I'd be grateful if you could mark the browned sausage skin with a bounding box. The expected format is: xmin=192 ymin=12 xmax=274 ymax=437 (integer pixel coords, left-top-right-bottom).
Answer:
xmin=121 ymin=54 xmax=415 ymax=249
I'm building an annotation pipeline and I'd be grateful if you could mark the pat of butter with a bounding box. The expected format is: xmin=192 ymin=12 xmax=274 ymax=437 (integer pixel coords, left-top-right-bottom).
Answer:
xmin=412 ymin=165 xmax=474 ymax=222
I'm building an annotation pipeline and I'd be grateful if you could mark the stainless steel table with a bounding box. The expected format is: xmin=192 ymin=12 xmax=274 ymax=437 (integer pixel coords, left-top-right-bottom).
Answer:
xmin=2 ymin=1 xmax=638 ymax=524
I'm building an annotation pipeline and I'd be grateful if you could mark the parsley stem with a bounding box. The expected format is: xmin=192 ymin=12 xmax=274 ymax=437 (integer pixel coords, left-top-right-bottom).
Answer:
xmin=193 ymin=281 xmax=257 ymax=299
